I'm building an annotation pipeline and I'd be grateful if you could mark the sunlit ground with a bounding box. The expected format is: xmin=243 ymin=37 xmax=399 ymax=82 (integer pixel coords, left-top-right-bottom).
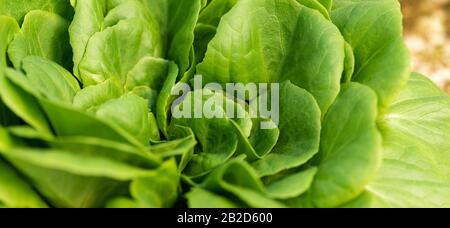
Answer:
xmin=402 ymin=0 xmax=450 ymax=93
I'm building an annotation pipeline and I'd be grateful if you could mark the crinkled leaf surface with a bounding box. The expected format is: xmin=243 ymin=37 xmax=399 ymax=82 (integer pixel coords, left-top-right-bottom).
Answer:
xmin=8 ymin=10 xmax=72 ymax=70
xmin=198 ymin=0 xmax=345 ymax=112
xmin=347 ymin=74 xmax=450 ymax=208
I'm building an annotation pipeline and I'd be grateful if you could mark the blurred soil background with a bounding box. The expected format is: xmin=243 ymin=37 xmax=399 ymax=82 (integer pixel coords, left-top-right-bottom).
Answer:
xmin=402 ymin=0 xmax=450 ymax=93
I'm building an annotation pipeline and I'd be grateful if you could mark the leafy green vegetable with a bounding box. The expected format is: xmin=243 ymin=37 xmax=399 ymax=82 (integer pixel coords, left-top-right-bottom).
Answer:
xmin=8 ymin=10 xmax=73 ymax=70
xmin=331 ymin=0 xmax=410 ymax=109
xmin=251 ymin=81 xmax=321 ymax=177
xmin=265 ymin=167 xmax=317 ymax=199
xmin=0 ymin=157 xmax=47 ymax=208
xmin=187 ymin=187 xmax=239 ymax=208
xmin=290 ymin=83 xmax=381 ymax=208
xmin=0 ymin=16 xmax=19 ymax=72
xmin=197 ymin=0 xmax=345 ymax=112
xmin=0 ymin=16 xmax=20 ymax=126
xmin=346 ymin=74 xmax=450 ymax=208
xmin=0 ymin=0 xmax=73 ymax=23
xmin=0 ymin=0 xmax=449 ymax=208
xmin=0 ymin=69 xmax=52 ymax=134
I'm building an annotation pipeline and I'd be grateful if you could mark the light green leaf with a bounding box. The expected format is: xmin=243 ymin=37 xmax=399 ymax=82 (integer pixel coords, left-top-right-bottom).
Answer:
xmin=0 ymin=16 xmax=19 ymax=72
xmin=102 ymin=0 xmax=157 ymax=29
xmin=198 ymin=0 xmax=345 ymax=112
xmin=291 ymin=83 xmax=381 ymax=208
xmin=4 ymin=58 xmax=144 ymax=148
xmin=193 ymin=23 xmax=217 ymax=64
xmin=0 ymin=158 xmax=47 ymax=208
xmin=49 ymin=137 xmax=161 ymax=168
xmin=70 ymin=0 xmax=159 ymax=80
xmin=296 ymin=0 xmax=330 ymax=19
xmin=95 ymin=94 xmax=152 ymax=145
xmin=198 ymin=0 xmax=238 ymax=26
xmin=6 ymin=126 xmax=53 ymax=141
xmin=1 ymin=148 xmax=154 ymax=180
xmin=202 ymin=160 xmax=286 ymax=208
xmin=251 ymin=81 xmax=321 ymax=177
xmin=231 ymin=117 xmax=279 ymax=161
xmin=331 ymin=0 xmax=410 ymax=108
xmin=78 ymin=18 xmax=162 ymax=86
xmin=167 ymin=125 xmax=197 ymax=172
xmin=359 ymin=73 xmax=450 ymax=208
xmin=0 ymin=16 xmax=20 ymax=126
xmin=194 ymin=0 xmax=239 ymax=64
xmin=143 ymin=0 xmax=203 ymax=75
xmin=194 ymin=0 xmax=238 ymax=63
xmin=151 ymin=135 xmax=197 ymax=159
xmin=130 ymin=160 xmax=179 ymax=208
xmin=0 ymin=146 xmax=159 ymax=208
xmin=21 ymin=56 xmax=80 ymax=104
xmin=8 ymin=10 xmax=72 ymax=70
xmin=170 ymin=91 xmax=243 ymax=177
xmin=148 ymin=112 xmax=161 ymax=142
xmin=2 ymin=66 xmax=145 ymax=147
xmin=2 ymin=65 xmax=140 ymax=144
xmin=7 ymin=125 xmax=161 ymax=170
xmin=69 ymin=0 xmax=107 ymax=78
xmin=125 ymin=57 xmax=170 ymax=93
xmin=247 ymin=118 xmax=280 ymax=158
xmin=187 ymin=188 xmax=239 ymax=208
xmin=317 ymin=0 xmax=332 ymax=11
xmin=342 ymin=41 xmax=355 ymax=82
xmin=0 ymin=69 xmax=51 ymax=134
xmin=73 ymin=79 xmax=122 ymax=111
xmin=266 ymin=167 xmax=317 ymax=199
xmin=0 ymin=0 xmax=73 ymax=23
xmin=40 ymin=98 xmax=143 ymax=147
xmin=156 ymin=62 xmax=179 ymax=137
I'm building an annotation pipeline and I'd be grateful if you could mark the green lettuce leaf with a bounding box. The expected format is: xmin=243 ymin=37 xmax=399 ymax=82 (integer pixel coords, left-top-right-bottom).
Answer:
xmin=0 ymin=0 xmax=73 ymax=23
xmin=0 ymin=156 xmax=47 ymax=208
xmin=187 ymin=187 xmax=240 ymax=208
xmin=201 ymin=159 xmax=286 ymax=208
xmin=251 ymin=81 xmax=321 ymax=177
xmin=331 ymin=0 xmax=410 ymax=109
xmin=198 ymin=0 xmax=345 ymax=112
xmin=143 ymin=0 xmax=202 ymax=76
xmin=346 ymin=73 xmax=450 ymax=208
xmin=291 ymin=83 xmax=381 ymax=208
xmin=8 ymin=10 xmax=72 ymax=70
